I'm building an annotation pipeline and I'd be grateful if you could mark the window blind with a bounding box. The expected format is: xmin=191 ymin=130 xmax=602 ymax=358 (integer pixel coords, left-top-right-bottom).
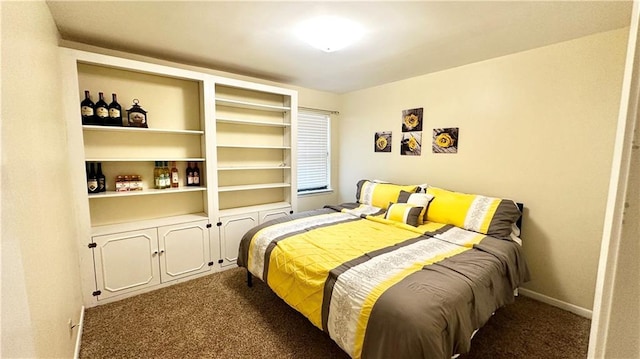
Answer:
xmin=297 ymin=112 xmax=330 ymax=192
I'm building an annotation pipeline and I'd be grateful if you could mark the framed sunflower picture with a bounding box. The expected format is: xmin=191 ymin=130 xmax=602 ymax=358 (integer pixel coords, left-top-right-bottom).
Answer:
xmin=432 ymin=127 xmax=459 ymax=154
xmin=402 ymin=108 xmax=423 ymax=132
xmin=401 ymin=132 xmax=422 ymax=156
xmin=374 ymin=131 xmax=392 ymax=152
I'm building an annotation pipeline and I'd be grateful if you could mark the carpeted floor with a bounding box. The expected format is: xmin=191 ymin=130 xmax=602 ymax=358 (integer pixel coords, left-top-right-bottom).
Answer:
xmin=80 ymin=267 xmax=591 ymax=358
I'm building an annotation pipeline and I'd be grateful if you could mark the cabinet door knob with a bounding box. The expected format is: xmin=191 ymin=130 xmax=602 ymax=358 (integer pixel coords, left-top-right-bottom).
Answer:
xmin=159 ymin=249 xmax=165 ymax=254
xmin=152 ymin=250 xmax=158 ymax=256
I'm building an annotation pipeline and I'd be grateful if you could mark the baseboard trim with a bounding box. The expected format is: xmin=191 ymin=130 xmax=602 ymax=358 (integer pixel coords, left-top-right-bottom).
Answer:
xmin=74 ymin=306 xmax=85 ymax=359
xmin=519 ymin=288 xmax=592 ymax=319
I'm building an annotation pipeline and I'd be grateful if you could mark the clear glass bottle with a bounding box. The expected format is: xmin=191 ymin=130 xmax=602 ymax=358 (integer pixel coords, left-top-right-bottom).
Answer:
xmin=170 ymin=161 xmax=179 ymax=188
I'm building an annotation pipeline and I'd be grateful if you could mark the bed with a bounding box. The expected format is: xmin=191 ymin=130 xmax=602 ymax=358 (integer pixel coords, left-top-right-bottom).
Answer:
xmin=237 ymin=180 xmax=530 ymax=359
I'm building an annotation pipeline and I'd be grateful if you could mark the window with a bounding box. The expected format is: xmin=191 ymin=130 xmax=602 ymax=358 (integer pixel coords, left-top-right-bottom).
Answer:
xmin=297 ymin=111 xmax=331 ymax=194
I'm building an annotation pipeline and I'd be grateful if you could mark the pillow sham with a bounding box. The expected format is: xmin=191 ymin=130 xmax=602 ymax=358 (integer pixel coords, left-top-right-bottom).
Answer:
xmin=426 ymin=186 xmax=521 ymax=239
xmin=384 ymin=202 xmax=424 ymax=227
xmin=396 ymin=190 xmax=435 ymax=224
xmin=356 ymin=180 xmax=418 ymax=210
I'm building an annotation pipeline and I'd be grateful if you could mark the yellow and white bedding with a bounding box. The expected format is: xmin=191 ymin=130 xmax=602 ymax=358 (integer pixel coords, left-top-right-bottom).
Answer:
xmin=238 ymin=202 xmax=529 ymax=358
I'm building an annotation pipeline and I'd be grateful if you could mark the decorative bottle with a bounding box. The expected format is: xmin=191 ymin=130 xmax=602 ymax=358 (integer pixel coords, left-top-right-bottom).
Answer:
xmin=87 ymin=163 xmax=99 ymax=194
xmin=107 ymin=93 xmax=123 ymax=126
xmin=94 ymin=92 xmax=109 ymax=125
xmin=193 ymin=162 xmax=200 ymax=186
xmin=170 ymin=161 xmax=179 ymax=188
xmin=186 ymin=162 xmax=194 ymax=186
xmin=80 ymin=90 xmax=95 ymax=125
xmin=96 ymin=162 xmax=106 ymax=192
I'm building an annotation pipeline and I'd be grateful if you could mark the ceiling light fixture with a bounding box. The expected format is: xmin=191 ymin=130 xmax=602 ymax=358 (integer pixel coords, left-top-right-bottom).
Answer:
xmin=296 ymin=16 xmax=364 ymax=53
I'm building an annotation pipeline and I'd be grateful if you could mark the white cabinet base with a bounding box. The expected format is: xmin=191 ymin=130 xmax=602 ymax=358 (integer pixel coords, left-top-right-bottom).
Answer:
xmin=218 ymin=204 xmax=292 ymax=268
xmin=93 ymin=228 xmax=161 ymax=300
xmin=159 ymin=221 xmax=210 ymax=281
xmin=91 ymin=220 xmax=214 ymax=302
xmin=219 ymin=213 xmax=258 ymax=268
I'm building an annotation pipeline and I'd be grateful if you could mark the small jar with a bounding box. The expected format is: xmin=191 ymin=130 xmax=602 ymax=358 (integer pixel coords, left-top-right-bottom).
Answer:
xmin=130 ymin=175 xmax=143 ymax=191
xmin=123 ymin=175 xmax=131 ymax=191
xmin=136 ymin=175 xmax=144 ymax=191
xmin=115 ymin=175 xmax=126 ymax=192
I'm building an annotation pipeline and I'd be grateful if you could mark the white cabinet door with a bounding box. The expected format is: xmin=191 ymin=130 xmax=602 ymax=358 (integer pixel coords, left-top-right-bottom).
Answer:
xmin=259 ymin=206 xmax=291 ymax=224
xmin=158 ymin=220 xmax=211 ymax=282
xmin=93 ymin=228 xmax=161 ymax=300
xmin=219 ymin=212 xmax=258 ymax=267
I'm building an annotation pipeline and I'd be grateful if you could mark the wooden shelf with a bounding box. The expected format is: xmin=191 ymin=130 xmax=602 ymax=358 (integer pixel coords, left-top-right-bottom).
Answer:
xmin=88 ymin=186 xmax=206 ymax=199
xmin=85 ymin=158 xmax=206 ymax=162
xmin=82 ymin=125 xmax=203 ymax=135
xmin=215 ymin=98 xmax=290 ymax=112
xmin=217 ymin=165 xmax=290 ymax=171
xmin=218 ymin=183 xmax=291 ymax=192
xmin=216 ymin=145 xmax=290 ymax=150
xmin=216 ymin=117 xmax=290 ymax=127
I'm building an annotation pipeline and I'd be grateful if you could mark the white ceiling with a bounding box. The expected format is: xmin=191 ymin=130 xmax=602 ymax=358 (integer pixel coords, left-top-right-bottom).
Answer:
xmin=46 ymin=1 xmax=632 ymax=94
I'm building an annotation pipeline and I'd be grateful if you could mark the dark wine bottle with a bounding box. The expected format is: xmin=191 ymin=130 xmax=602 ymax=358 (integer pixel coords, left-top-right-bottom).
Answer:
xmin=94 ymin=92 xmax=109 ymax=125
xmin=80 ymin=90 xmax=95 ymax=125
xmin=193 ymin=162 xmax=200 ymax=186
xmin=107 ymin=93 xmax=123 ymax=126
xmin=96 ymin=162 xmax=106 ymax=192
xmin=87 ymin=163 xmax=99 ymax=194
xmin=186 ymin=162 xmax=194 ymax=186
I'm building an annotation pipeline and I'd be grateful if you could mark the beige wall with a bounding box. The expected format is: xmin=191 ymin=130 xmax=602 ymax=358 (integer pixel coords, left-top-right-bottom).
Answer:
xmin=1 ymin=2 xmax=83 ymax=357
xmin=338 ymin=28 xmax=628 ymax=311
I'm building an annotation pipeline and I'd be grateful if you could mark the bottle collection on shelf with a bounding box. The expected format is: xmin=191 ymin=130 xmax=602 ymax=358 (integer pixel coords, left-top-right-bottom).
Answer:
xmin=81 ymin=91 xmax=122 ymax=126
xmin=86 ymin=161 xmax=201 ymax=195
xmin=81 ymin=91 xmax=148 ymax=128
xmin=153 ymin=161 xmax=200 ymax=189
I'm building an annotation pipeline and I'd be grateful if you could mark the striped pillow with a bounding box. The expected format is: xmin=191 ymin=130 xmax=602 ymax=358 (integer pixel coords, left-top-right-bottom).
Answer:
xmin=385 ymin=203 xmax=424 ymax=227
xmin=396 ymin=190 xmax=435 ymax=224
xmin=426 ymin=186 xmax=521 ymax=239
xmin=356 ymin=180 xmax=418 ymax=210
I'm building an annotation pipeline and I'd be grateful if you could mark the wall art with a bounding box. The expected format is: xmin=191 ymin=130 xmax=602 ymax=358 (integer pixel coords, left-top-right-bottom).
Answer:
xmin=374 ymin=131 xmax=392 ymax=152
xmin=401 ymin=132 xmax=422 ymax=156
xmin=432 ymin=127 xmax=459 ymax=154
xmin=401 ymin=108 xmax=423 ymax=132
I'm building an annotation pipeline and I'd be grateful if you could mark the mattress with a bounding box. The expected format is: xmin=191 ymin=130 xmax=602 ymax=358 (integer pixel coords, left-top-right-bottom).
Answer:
xmin=237 ymin=203 xmax=530 ymax=359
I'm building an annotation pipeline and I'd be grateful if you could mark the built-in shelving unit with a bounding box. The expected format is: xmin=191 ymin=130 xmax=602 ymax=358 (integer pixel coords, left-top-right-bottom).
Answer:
xmin=213 ymin=81 xmax=297 ymax=267
xmin=214 ymin=82 xmax=297 ymax=214
xmin=61 ymin=48 xmax=298 ymax=305
xmin=75 ymin=64 xmax=208 ymax=225
xmin=62 ymin=49 xmax=219 ymax=305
